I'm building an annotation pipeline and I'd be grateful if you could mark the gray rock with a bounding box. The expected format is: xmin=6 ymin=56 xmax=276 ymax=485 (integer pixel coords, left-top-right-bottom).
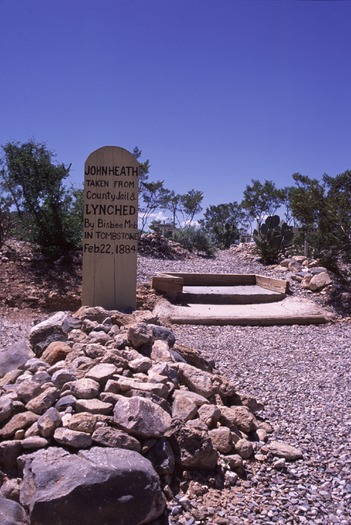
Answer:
xmin=21 ymin=436 xmax=49 ymax=450
xmin=150 ymin=362 xmax=179 ymax=387
xmin=83 ymin=342 xmax=106 ymax=359
xmin=171 ymin=392 xmax=198 ymax=421
xmin=51 ymin=368 xmax=77 ymax=388
xmin=85 ymin=363 xmax=117 ymax=384
xmin=308 ymin=271 xmax=332 ymax=291
xmin=113 ymin=396 xmax=172 ymax=438
xmin=224 ymin=453 xmax=244 ymax=473
xmin=127 ymin=323 xmax=153 ymax=348
xmin=74 ymin=305 xmax=118 ymax=323
xmin=53 ymin=427 xmax=92 ymax=449
xmin=0 ymin=497 xmax=29 ymax=525
xmin=145 ymin=437 xmax=175 ymax=477
xmin=219 ymin=405 xmax=258 ymax=433
xmin=75 ymin=398 xmax=113 ymax=414
xmin=177 ymin=363 xmax=214 ymax=398
xmin=19 ymin=447 xmax=166 ymax=525
xmin=55 ymin=395 xmax=76 ymax=411
xmin=92 ymin=426 xmax=141 ymax=451
xmin=0 ymin=412 xmax=39 ymax=440
xmin=61 ymin=315 xmax=82 ymax=334
xmin=150 ymin=339 xmax=174 ymax=362
xmin=292 ymin=255 xmax=307 ymax=263
xmin=150 ymin=324 xmax=176 ymax=347
xmin=0 ymin=341 xmax=34 ymax=377
xmin=267 ymin=440 xmax=303 ymax=460
xmin=37 ymin=407 xmax=61 ymax=438
xmin=173 ymin=389 xmax=209 ymax=407
xmin=198 ymin=403 xmax=221 ymax=427
xmin=0 ymin=369 xmax=22 ymax=388
xmin=15 ymin=380 xmax=42 ymax=404
xmin=26 ymin=386 xmax=60 ymax=415
xmin=0 ymin=441 xmax=23 ymax=474
xmin=65 ymin=378 xmax=100 ymax=399
xmin=65 ymin=412 xmax=97 ymax=433
xmin=256 ymin=427 xmax=268 ymax=442
xmin=214 ymin=374 xmax=237 ymax=398
xmin=308 ymin=266 xmax=328 ymax=274
xmin=235 ymin=438 xmax=254 ymax=459
xmin=21 ymin=357 xmax=49 ymax=374
xmin=29 ymin=312 xmax=68 ymax=355
xmin=31 ymin=370 xmax=52 ymax=385
xmin=0 ymin=395 xmax=13 ymax=423
xmin=0 ymin=477 xmax=21 ymax=501
xmin=170 ymin=425 xmax=218 ymax=470
xmin=129 ymin=355 xmax=153 ymax=373
xmin=111 ymin=375 xmax=170 ymax=398
xmin=208 ymin=426 xmax=233 ymax=453
xmin=24 ymin=421 xmax=40 ymax=438
xmin=88 ymin=331 xmax=112 ymax=345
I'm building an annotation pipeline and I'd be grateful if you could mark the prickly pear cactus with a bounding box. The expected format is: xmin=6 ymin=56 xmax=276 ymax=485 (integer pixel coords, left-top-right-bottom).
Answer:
xmin=253 ymin=215 xmax=294 ymax=263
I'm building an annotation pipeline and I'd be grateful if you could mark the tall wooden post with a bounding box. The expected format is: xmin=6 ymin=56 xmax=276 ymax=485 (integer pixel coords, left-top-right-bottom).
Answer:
xmin=82 ymin=146 xmax=139 ymax=310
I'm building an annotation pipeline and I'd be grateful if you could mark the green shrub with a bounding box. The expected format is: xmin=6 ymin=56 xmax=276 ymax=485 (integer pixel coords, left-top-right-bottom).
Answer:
xmin=174 ymin=226 xmax=216 ymax=257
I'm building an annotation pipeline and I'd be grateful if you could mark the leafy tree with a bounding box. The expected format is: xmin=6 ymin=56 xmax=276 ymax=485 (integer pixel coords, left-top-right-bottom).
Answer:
xmin=0 ymin=195 xmax=12 ymax=248
xmin=288 ymin=173 xmax=324 ymax=229
xmin=160 ymin=189 xmax=182 ymax=227
xmin=321 ymin=170 xmax=351 ymax=248
xmin=0 ymin=140 xmax=78 ymax=255
xmin=199 ymin=202 xmax=248 ymax=248
xmin=66 ymin=186 xmax=84 ymax=248
xmin=241 ymin=179 xmax=285 ymax=223
xmin=148 ymin=219 xmax=163 ymax=234
xmin=180 ymin=189 xmax=203 ymax=224
xmin=288 ymin=170 xmax=351 ymax=264
xmin=139 ymin=180 xmax=168 ymax=233
xmin=133 ymin=148 xmax=204 ymax=232
xmin=279 ymin=186 xmax=295 ymax=225
xmin=133 ymin=147 xmax=168 ymax=232
xmin=133 ymin=146 xmax=150 ymax=192
xmin=288 ymin=173 xmax=325 ymax=256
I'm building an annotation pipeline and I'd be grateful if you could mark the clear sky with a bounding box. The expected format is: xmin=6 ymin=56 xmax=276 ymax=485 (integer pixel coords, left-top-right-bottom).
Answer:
xmin=1 ymin=0 xmax=351 ymax=219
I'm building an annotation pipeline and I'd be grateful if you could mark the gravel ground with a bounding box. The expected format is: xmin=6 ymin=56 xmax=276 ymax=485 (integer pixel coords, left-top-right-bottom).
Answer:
xmin=138 ymin=250 xmax=351 ymax=525
xmin=1 ymin=249 xmax=350 ymax=524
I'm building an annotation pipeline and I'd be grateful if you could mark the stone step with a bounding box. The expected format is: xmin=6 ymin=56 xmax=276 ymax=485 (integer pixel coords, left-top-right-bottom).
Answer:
xmin=180 ymin=285 xmax=285 ymax=305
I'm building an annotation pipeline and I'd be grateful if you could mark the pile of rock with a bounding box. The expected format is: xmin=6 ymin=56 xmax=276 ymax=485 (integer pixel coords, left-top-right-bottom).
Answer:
xmin=0 ymin=307 xmax=303 ymax=525
xmin=138 ymin=233 xmax=190 ymax=260
xmin=230 ymin=245 xmax=333 ymax=293
xmin=273 ymin=255 xmax=332 ymax=292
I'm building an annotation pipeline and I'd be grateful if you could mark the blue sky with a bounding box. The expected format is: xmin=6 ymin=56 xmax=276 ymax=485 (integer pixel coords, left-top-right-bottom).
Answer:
xmin=1 ymin=0 xmax=351 ymax=220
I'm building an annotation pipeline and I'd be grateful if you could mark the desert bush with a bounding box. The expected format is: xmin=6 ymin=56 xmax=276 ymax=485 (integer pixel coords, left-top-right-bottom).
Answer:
xmin=173 ymin=225 xmax=216 ymax=257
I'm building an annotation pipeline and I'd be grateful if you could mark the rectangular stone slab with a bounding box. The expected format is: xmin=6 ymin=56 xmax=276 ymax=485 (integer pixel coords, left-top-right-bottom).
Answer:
xmin=181 ymin=285 xmax=286 ymax=304
xmin=153 ymin=297 xmax=331 ymax=326
xmin=152 ymin=273 xmax=289 ymax=302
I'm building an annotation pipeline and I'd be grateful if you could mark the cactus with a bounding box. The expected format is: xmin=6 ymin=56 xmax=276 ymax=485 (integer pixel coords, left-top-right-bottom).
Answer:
xmin=253 ymin=215 xmax=294 ymax=263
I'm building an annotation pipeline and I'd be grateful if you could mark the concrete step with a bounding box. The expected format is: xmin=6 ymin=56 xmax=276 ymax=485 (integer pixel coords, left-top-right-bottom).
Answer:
xmin=180 ymin=285 xmax=286 ymax=304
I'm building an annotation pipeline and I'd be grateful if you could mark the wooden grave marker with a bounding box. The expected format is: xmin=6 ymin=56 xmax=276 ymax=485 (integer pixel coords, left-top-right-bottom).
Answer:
xmin=82 ymin=146 xmax=139 ymax=310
